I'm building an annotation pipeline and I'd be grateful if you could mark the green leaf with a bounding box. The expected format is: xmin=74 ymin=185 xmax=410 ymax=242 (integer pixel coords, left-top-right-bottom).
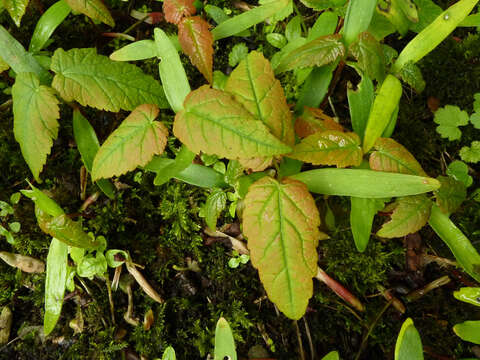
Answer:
xmin=454 ymin=287 xmax=480 ymax=307
xmin=0 ymin=56 xmax=9 ymax=73
xmin=429 ymin=204 xmax=480 ymax=282
xmin=153 ymin=145 xmax=195 ymax=186
xmin=377 ymin=195 xmax=432 ymax=238
xmin=243 ymin=177 xmax=326 ymax=319
xmin=276 ymin=34 xmax=345 ymax=73
xmin=266 ymin=33 xmax=287 ymax=49
xmin=154 ymin=28 xmax=191 ymax=114
xmin=474 ymin=93 xmax=480 ymax=112
xmin=290 ymin=169 xmax=440 ymax=197
xmin=76 ymin=252 xmax=107 ymax=278
xmin=44 ymin=238 xmax=68 ymax=335
xmin=395 ymin=318 xmax=424 ymax=360
xmin=410 ymin=0 xmax=442 ymax=33
xmin=434 ymin=105 xmax=469 ymax=141
xmin=392 ymin=0 xmax=479 ymax=73
xmin=259 ymin=0 xmax=293 ymax=23
xmin=3 ymin=0 xmax=29 ymax=26
xmin=435 ymin=176 xmax=466 ymax=214
xmin=51 ymin=48 xmax=168 ymax=112
xmin=21 ymin=185 xmax=64 ymax=218
xmin=398 ymin=61 xmax=426 ymax=93
xmin=12 ymin=73 xmax=60 ymax=182
xmin=72 ymin=109 xmax=115 ymax=198
xmin=368 ymin=10 xmax=397 ymax=40
xmin=363 ymin=75 xmax=403 ymax=152
xmin=343 ymin=0 xmax=377 ymax=45
xmin=225 ymin=51 xmax=295 ymax=146
xmin=351 ymin=197 xmax=386 ymax=252
xmin=322 ymin=351 xmax=340 ymax=360
xmin=299 ymin=0 xmax=347 ymax=10
xmin=42 ymin=214 xmax=99 ymax=248
xmin=145 ymin=157 xmax=227 ymax=188
xmin=29 ymin=0 xmax=71 ymax=53
xmin=214 ymin=317 xmax=237 ymax=360
xmin=228 ymin=43 xmax=248 ymax=67
xmin=64 ymin=0 xmax=114 ymax=26
xmin=290 ymin=130 xmax=363 ymax=167
xmin=295 ymin=63 xmax=336 ymax=111
xmin=211 ymin=0 xmax=289 ymax=40
xmin=105 ymin=249 xmax=129 ymax=268
xmin=0 ymin=25 xmax=51 ymax=84
xmin=460 ymin=141 xmax=480 ymax=163
xmin=369 ymin=138 xmax=426 ymax=175
xmin=173 ymin=86 xmax=292 ymax=160
xmin=307 ymin=11 xmax=338 ymax=42
xmin=349 ymin=32 xmax=385 ymax=82
xmin=447 ymin=160 xmax=472 ymax=187
xmin=286 ymin=15 xmax=302 ymax=42
xmin=204 ymin=189 xmax=227 ymax=230
xmin=110 ymin=40 xmax=157 ymax=61
xmin=377 ymin=0 xmax=414 ymax=36
xmin=470 ymin=112 xmax=480 ymax=129
xmin=347 ymin=73 xmax=374 ymax=141
xmin=162 ymin=346 xmax=176 ymax=360
xmin=454 ymin=321 xmax=480 ymax=344
xmin=92 ymin=104 xmax=168 ymax=180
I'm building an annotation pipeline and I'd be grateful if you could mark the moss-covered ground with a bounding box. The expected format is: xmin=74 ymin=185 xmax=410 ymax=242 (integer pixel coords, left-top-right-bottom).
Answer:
xmin=0 ymin=1 xmax=479 ymax=359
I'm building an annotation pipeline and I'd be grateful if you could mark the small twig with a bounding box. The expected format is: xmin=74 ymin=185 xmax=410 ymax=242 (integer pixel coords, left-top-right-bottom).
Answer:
xmin=303 ymin=318 xmax=315 ymax=360
xmin=294 ymin=320 xmax=306 ymax=360
xmin=204 ymin=228 xmax=249 ymax=255
xmin=406 ymin=275 xmax=451 ymax=302
xmin=354 ymin=300 xmax=392 ymax=360
xmin=105 ymin=274 xmax=115 ymax=325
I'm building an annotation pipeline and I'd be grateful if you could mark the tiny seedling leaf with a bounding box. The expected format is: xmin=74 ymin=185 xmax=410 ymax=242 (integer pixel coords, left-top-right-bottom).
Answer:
xmin=243 ymin=177 xmax=326 ymax=319
xmin=162 ymin=346 xmax=176 ymax=360
xmin=204 ymin=189 xmax=227 ymax=230
xmin=377 ymin=195 xmax=432 ymax=238
xmin=434 ymin=105 xmax=469 ymax=141
xmin=290 ymin=130 xmax=363 ymax=167
xmin=51 ymin=48 xmax=168 ymax=112
xmin=173 ymin=86 xmax=292 ymax=159
xmin=92 ymin=104 xmax=168 ymax=180
xmin=369 ymin=138 xmax=426 ymax=175
xmin=12 ymin=73 xmax=60 ymax=182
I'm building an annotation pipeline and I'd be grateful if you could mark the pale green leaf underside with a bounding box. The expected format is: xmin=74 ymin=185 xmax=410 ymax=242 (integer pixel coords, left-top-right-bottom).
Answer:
xmin=12 ymin=72 xmax=60 ymax=181
xmin=173 ymin=86 xmax=292 ymax=159
xmin=92 ymin=104 xmax=168 ymax=180
xmin=51 ymin=48 xmax=168 ymax=112
xmin=243 ymin=177 xmax=324 ymax=319
xmin=377 ymin=195 xmax=432 ymax=238
xmin=4 ymin=0 xmax=29 ymax=26
xmin=290 ymin=130 xmax=363 ymax=167
xmin=64 ymin=0 xmax=114 ymax=26
xmin=225 ymin=51 xmax=294 ymax=146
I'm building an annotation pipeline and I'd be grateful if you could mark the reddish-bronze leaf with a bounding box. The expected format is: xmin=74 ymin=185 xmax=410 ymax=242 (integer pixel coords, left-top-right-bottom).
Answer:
xmin=295 ymin=107 xmax=344 ymax=138
xmin=370 ymin=138 xmax=426 ymax=176
xmin=163 ymin=0 xmax=196 ymax=25
xmin=178 ymin=16 xmax=213 ymax=83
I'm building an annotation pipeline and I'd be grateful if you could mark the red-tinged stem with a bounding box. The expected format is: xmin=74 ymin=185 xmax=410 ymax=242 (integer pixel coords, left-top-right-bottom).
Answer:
xmin=315 ymin=267 xmax=365 ymax=312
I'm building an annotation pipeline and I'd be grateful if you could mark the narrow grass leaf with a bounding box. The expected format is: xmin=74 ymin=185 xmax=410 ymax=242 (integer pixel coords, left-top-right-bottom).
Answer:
xmin=110 ymin=40 xmax=157 ymax=61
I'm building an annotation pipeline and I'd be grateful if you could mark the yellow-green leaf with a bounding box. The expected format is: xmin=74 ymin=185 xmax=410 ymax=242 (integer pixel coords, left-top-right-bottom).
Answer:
xmin=242 ymin=177 xmax=326 ymax=319
xmin=92 ymin=104 xmax=168 ymax=180
xmin=41 ymin=213 xmax=100 ymax=248
xmin=0 ymin=56 xmax=9 ymax=73
xmin=290 ymin=130 xmax=363 ymax=167
xmin=377 ymin=195 xmax=432 ymax=238
xmin=3 ymin=0 xmax=29 ymax=26
xmin=454 ymin=321 xmax=480 ymax=345
xmin=395 ymin=318 xmax=424 ymax=360
xmin=369 ymin=138 xmax=426 ymax=175
xmin=225 ymin=51 xmax=294 ymax=146
xmin=12 ymin=72 xmax=60 ymax=181
xmin=64 ymin=0 xmax=114 ymax=26
xmin=173 ymin=86 xmax=292 ymax=159
xmin=51 ymin=48 xmax=167 ymax=112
